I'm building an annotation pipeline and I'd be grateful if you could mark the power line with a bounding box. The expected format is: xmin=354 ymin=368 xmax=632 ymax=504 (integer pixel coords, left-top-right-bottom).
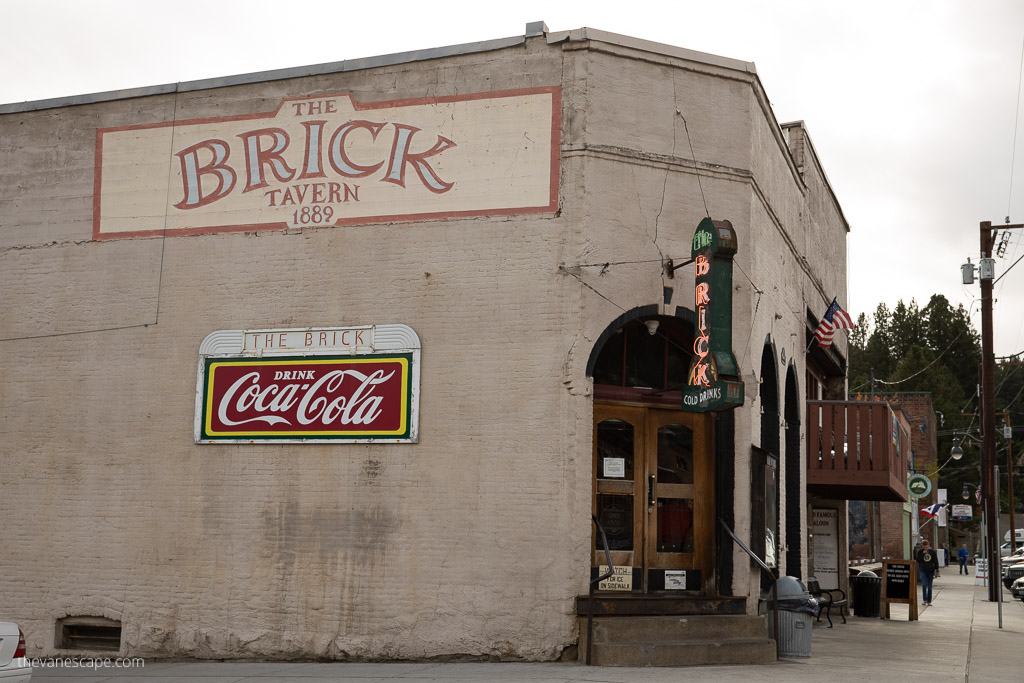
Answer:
xmin=0 ymin=324 xmax=153 ymax=343
xmin=574 ymin=258 xmax=665 ymax=269
xmin=1008 ymin=37 xmax=1024 ymax=222
xmin=676 ymin=109 xmax=710 ymax=218
xmin=1 ymin=85 xmax=182 ymax=344
xmin=561 ymin=267 xmax=626 ymax=313
xmin=872 ymin=330 xmax=965 ymax=386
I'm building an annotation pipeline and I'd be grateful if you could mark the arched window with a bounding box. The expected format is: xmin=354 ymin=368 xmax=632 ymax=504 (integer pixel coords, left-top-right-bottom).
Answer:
xmin=784 ymin=365 xmax=802 ymax=577
xmin=753 ymin=343 xmax=780 ymax=573
xmin=591 ymin=316 xmax=695 ymax=405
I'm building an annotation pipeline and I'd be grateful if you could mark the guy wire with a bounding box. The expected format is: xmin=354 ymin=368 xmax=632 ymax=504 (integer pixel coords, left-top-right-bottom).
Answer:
xmin=677 ymin=109 xmax=710 ymax=218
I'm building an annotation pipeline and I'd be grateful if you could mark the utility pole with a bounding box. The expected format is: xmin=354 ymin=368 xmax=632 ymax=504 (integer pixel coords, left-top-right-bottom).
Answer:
xmin=979 ymin=221 xmax=1024 ymax=601
xmin=981 ymin=221 xmax=998 ymax=601
xmin=1010 ymin=430 xmax=1016 ymax=553
xmin=995 ymin=412 xmax=1017 ymax=553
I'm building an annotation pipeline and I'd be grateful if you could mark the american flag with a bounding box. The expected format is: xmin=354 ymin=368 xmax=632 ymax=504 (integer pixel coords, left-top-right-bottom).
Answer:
xmin=814 ymin=298 xmax=854 ymax=348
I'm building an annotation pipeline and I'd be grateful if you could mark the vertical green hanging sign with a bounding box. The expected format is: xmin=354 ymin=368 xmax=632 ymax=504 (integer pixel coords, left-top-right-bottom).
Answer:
xmin=681 ymin=217 xmax=744 ymax=412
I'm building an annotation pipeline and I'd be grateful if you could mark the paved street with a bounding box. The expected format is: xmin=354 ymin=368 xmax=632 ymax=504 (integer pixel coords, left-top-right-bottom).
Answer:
xmin=28 ymin=570 xmax=1023 ymax=682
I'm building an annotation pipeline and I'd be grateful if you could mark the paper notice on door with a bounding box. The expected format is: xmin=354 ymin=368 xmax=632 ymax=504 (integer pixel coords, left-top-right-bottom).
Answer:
xmin=603 ymin=458 xmax=625 ymax=478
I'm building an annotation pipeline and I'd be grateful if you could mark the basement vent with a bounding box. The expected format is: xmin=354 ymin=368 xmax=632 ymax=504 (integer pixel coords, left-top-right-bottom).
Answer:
xmin=56 ymin=616 xmax=121 ymax=652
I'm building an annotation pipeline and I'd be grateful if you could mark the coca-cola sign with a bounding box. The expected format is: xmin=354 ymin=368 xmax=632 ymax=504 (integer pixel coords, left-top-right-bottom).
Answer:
xmin=195 ymin=325 xmax=420 ymax=443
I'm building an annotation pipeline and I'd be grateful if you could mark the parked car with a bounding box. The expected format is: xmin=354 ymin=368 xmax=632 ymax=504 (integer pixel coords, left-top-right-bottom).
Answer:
xmin=1012 ymin=576 xmax=1024 ymax=601
xmin=999 ymin=541 xmax=1021 ymax=557
xmin=1001 ymin=547 xmax=1024 ymax=576
xmin=1003 ymin=559 xmax=1024 ymax=589
xmin=0 ymin=621 xmax=30 ymax=682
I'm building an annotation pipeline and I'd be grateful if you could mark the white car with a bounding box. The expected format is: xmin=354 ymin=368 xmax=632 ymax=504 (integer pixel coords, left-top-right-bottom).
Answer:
xmin=0 ymin=622 xmax=30 ymax=682
xmin=1002 ymin=546 xmax=1024 ymax=572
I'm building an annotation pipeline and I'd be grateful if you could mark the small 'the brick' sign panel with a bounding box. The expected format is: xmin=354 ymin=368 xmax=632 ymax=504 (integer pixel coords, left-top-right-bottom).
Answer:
xmin=195 ymin=325 xmax=419 ymax=444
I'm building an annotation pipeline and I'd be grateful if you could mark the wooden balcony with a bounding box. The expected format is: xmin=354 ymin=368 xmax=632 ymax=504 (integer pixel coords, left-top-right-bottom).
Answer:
xmin=806 ymin=400 xmax=910 ymax=502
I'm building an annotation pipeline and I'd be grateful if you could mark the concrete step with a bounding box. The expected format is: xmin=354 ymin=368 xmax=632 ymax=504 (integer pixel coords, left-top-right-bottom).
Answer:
xmin=579 ymin=614 xmax=776 ymax=666
xmin=588 ymin=637 xmax=777 ymax=667
xmin=592 ymin=614 xmax=769 ymax=643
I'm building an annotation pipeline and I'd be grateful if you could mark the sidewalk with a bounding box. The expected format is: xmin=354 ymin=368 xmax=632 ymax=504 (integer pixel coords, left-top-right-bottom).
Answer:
xmin=29 ymin=569 xmax=1024 ymax=682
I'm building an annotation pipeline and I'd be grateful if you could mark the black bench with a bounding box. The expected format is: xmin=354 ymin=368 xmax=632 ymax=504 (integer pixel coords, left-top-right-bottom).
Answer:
xmin=806 ymin=577 xmax=847 ymax=628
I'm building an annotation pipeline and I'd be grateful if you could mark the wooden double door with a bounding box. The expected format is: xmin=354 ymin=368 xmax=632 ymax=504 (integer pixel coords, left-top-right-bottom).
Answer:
xmin=593 ymin=403 xmax=714 ymax=593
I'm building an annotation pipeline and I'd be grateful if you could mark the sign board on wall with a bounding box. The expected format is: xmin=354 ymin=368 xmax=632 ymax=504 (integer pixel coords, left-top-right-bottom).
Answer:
xmin=812 ymin=508 xmax=840 ymax=590
xmin=195 ymin=325 xmax=420 ymax=443
xmin=907 ymin=474 xmax=932 ymax=499
xmin=680 ymin=217 xmax=743 ymax=412
xmin=951 ymin=504 xmax=973 ymax=521
xmin=94 ymin=88 xmax=560 ymax=239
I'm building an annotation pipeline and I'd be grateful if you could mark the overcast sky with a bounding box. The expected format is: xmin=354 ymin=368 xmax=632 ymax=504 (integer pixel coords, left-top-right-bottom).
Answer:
xmin=3 ymin=1 xmax=1024 ymax=357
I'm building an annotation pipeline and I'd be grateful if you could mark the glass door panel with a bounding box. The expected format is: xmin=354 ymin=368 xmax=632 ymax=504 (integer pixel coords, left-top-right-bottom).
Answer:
xmin=657 ymin=497 xmax=694 ymax=553
xmin=593 ymin=405 xmax=645 ymax=570
xmin=656 ymin=423 xmax=694 ymax=485
xmin=596 ymin=493 xmax=634 ymax=551
xmin=645 ymin=410 xmax=713 ymax=594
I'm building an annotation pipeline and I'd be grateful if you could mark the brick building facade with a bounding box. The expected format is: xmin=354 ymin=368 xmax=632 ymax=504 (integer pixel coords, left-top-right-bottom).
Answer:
xmin=1 ymin=24 xmax=851 ymax=661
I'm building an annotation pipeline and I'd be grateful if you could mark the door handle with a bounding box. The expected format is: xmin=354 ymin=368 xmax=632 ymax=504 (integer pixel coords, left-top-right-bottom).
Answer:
xmin=648 ymin=474 xmax=656 ymax=508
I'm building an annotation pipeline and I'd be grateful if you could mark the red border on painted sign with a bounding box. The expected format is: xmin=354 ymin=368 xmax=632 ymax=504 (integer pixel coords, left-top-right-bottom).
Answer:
xmin=93 ymin=87 xmax=561 ymax=240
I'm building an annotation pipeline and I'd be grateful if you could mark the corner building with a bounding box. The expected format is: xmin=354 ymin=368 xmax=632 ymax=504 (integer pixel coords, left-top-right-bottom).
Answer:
xmin=0 ymin=24 xmax=875 ymax=664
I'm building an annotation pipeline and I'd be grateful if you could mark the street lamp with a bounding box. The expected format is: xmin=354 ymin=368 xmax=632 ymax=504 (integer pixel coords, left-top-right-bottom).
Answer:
xmin=950 ymin=431 xmax=982 ymax=461
xmin=950 ymin=439 xmax=964 ymax=461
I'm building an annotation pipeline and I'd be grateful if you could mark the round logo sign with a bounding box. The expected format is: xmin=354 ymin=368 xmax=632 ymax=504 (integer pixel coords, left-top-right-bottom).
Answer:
xmin=907 ymin=474 xmax=932 ymax=499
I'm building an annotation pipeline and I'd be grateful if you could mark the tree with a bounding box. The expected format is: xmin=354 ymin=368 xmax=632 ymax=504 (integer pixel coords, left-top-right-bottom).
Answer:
xmin=848 ymin=295 xmax=982 ymax=515
xmin=922 ymin=295 xmax=980 ymax=396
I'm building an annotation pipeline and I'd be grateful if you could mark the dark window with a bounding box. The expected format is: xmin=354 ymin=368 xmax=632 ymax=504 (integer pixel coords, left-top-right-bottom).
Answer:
xmin=592 ymin=329 xmax=624 ymax=387
xmin=592 ymin=318 xmax=693 ymax=392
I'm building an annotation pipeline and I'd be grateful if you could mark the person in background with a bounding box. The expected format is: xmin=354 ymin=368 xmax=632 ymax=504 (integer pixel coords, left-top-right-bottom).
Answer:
xmin=959 ymin=544 xmax=970 ymax=574
xmin=916 ymin=539 xmax=940 ymax=605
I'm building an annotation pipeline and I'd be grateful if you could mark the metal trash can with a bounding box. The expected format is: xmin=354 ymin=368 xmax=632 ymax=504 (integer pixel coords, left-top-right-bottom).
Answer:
xmin=850 ymin=570 xmax=881 ymax=618
xmin=768 ymin=576 xmax=817 ymax=658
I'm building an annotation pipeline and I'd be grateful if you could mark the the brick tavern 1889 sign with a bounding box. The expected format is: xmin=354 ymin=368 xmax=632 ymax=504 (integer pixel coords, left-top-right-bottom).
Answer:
xmin=95 ymin=89 xmax=559 ymax=239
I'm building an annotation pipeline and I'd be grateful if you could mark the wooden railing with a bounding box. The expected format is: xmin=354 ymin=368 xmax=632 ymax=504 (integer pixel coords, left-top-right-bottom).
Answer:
xmin=806 ymin=400 xmax=910 ymax=502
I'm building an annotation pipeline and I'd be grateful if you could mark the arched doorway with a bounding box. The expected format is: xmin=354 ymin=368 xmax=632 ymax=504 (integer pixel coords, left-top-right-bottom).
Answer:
xmin=752 ymin=342 xmax=780 ymax=589
xmin=589 ymin=313 xmax=715 ymax=594
xmin=784 ymin=365 xmax=802 ymax=577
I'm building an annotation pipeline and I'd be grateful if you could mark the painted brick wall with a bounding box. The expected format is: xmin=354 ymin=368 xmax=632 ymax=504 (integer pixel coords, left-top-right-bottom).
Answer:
xmin=0 ymin=29 xmax=850 ymax=660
